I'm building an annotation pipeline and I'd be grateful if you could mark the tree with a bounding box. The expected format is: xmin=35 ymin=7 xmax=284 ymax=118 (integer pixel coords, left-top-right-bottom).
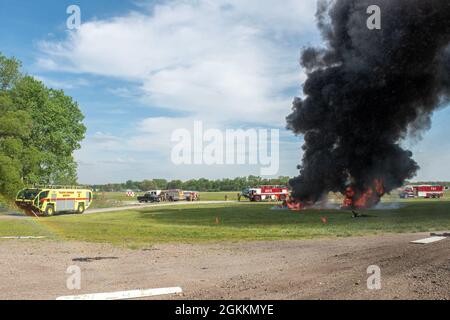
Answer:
xmin=167 ymin=180 xmax=183 ymax=189
xmin=0 ymin=69 xmax=32 ymax=199
xmin=0 ymin=53 xmax=86 ymax=201
xmin=11 ymin=76 xmax=86 ymax=185
xmin=124 ymin=180 xmax=140 ymax=190
xmin=0 ymin=54 xmax=21 ymax=90
xmin=139 ymin=179 xmax=157 ymax=191
xmin=153 ymin=179 xmax=168 ymax=189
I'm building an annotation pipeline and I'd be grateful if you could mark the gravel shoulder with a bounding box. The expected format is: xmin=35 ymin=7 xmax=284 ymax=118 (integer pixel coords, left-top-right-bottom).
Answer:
xmin=0 ymin=232 xmax=448 ymax=300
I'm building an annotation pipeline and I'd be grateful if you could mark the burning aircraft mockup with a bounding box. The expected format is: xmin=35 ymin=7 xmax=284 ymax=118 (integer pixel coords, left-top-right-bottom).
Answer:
xmin=287 ymin=0 xmax=450 ymax=209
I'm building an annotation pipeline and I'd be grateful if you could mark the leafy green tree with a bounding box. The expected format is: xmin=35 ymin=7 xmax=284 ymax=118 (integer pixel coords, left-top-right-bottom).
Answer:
xmin=0 ymin=53 xmax=86 ymax=201
xmin=153 ymin=179 xmax=168 ymax=189
xmin=139 ymin=179 xmax=157 ymax=191
xmin=167 ymin=180 xmax=183 ymax=189
xmin=0 ymin=54 xmax=21 ymax=90
xmin=94 ymin=176 xmax=294 ymax=193
xmin=0 ymin=74 xmax=32 ymax=199
xmin=124 ymin=180 xmax=139 ymax=190
xmin=11 ymin=76 xmax=86 ymax=185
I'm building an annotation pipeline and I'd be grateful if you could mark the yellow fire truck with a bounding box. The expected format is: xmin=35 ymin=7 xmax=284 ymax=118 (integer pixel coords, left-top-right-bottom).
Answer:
xmin=15 ymin=186 xmax=93 ymax=217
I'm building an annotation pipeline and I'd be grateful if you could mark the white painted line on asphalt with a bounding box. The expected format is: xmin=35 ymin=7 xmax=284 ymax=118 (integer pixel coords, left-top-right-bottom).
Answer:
xmin=410 ymin=236 xmax=447 ymax=244
xmin=0 ymin=236 xmax=46 ymax=239
xmin=56 ymin=287 xmax=183 ymax=300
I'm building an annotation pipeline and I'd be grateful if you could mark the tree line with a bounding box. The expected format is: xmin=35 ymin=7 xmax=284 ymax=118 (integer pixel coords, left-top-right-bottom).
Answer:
xmin=405 ymin=181 xmax=450 ymax=188
xmin=0 ymin=53 xmax=85 ymax=203
xmin=92 ymin=176 xmax=292 ymax=192
xmin=93 ymin=178 xmax=450 ymax=193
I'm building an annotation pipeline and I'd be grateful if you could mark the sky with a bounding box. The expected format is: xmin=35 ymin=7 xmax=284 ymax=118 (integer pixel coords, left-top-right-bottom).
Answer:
xmin=0 ymin=0 xmax=449 ymax=184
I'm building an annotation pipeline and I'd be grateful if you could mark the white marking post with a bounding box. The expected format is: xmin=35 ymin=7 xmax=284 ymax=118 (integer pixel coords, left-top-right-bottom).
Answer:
xmin=56 ymin=287 xmax=183 ymax=300
xmin=410 ymin=236 xmax=447 ymax=244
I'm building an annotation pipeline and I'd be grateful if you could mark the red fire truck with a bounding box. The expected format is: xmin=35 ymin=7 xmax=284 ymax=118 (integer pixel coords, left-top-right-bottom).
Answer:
xmin=400 ymin=185 xmax=445 ymax=199
xmin=242 ymin=185 xmax=289 ymax=202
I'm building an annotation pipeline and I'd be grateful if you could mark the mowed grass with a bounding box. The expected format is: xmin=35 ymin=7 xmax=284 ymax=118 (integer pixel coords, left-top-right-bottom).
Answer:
xmin=1 ymin=199 xmax=450 ymax=249
xmin=199 ymin=191 xmax=241 ymax=201
xmin=89 ymin=191 xmax=241 ymax=209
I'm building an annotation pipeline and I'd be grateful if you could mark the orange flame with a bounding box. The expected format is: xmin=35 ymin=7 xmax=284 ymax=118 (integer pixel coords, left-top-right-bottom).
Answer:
xmin=343 ymin=179 xmax=385 ymax=209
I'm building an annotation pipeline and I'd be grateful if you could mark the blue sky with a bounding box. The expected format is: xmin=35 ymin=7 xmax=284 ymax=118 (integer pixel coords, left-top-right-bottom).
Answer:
xmin=1 ymin=0 xmax=449 ymax=184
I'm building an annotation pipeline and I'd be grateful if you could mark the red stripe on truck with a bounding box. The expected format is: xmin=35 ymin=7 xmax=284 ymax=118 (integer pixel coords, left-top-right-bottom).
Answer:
xmin=40 ymin=198 xmax=89 ymax=203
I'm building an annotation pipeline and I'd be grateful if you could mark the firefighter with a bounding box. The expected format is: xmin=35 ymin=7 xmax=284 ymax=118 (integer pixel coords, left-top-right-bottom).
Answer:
xmin=237 ymin=193 xmax=241 ymax=202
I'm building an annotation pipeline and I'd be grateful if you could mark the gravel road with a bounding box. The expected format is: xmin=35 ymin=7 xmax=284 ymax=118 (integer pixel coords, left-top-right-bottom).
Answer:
xmin=0 ymin=232 xmax=448 ymax=300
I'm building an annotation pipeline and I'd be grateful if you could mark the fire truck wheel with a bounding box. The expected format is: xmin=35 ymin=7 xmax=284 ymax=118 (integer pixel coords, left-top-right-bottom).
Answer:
xmin=45 ymin=205 xmax=55 ymax=217
xmin=280 ymin=195 xmax=287 ymax=201
xmin=76 ymin=204 xmax=85 ymax=214
xmin=254 ymin=195 xmax=261 ymax=202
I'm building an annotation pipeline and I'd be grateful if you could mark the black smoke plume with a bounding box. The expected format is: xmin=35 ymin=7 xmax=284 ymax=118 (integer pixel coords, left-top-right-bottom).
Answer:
xmin=287 ymin=0 xmax=450 ymax=204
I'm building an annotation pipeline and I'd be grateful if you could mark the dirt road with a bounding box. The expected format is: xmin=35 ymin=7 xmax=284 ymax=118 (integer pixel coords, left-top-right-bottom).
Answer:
xmin=0 ymin=233 xmax=448 ymax=300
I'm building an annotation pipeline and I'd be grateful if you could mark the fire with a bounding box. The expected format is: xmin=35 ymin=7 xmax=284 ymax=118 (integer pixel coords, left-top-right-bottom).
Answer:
xmin=286 ymin=197 xmax=304 ymax=211
xmin=343 ymin=179 xmax=385 ymax=209
xmin=282 ymin=196 xmax=314 ymax=211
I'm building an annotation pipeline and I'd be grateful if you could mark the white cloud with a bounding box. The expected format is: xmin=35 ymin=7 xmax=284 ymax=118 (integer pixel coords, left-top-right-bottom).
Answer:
xmin=46 ymin=1 xmax=450 ymax=183
xmin=107 ymin=86 xmax=142 ymax=99
xmin=38 ymin=0 xmax=317 ymax=125
xmin=90 ymin=131 xmax=123 ymax=150
xmin=38 ymin=0 xmax=320 ymax=182
xmin=34 ymin=75 xmax=89 ymax=90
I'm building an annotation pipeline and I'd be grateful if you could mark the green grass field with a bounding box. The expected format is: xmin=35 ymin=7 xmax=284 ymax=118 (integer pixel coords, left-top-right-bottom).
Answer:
xmin=89 ymin=189 xmax=450 ymax=209
xmin=1 ymin=197 xmax=449 ymax=249
xmin=89 ymin=191 xmax=241 ymax=209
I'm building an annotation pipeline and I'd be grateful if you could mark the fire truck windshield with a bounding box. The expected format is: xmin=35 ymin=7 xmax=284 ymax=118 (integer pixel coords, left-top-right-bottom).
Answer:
xmin=17 ymin=189 xmax=40 ymax=200
xmin=34 ymin=191 xmax=49 ymax=208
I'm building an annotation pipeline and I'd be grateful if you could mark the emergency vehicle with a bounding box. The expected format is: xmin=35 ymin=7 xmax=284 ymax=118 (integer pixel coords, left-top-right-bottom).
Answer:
xmin=165 ymin=189 xmax=185 ymax=201
xmin=15 ymin=186 xmax=93 ymax=217
xmin=137 ymin=190 xmax=162 ymax=203
xmin=242 ymin=185 xmax=289 ymax=202
xmin=400 ymin=185 xmax=445 ymax=199
xmin=183 ymin=191 xmax=199 ymax=201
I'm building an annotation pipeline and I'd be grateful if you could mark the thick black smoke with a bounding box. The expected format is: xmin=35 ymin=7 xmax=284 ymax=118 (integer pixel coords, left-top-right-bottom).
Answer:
xmin=287 ymin=0 xmax=450 ymax=203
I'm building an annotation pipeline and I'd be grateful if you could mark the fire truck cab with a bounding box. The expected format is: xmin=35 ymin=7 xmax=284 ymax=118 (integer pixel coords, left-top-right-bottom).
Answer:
xmin=399 ymin=186 xmax=415 ymax=198
xmin=242 ymin=185 xmax=289 ymax=202
xmin=15 ymin=187 xmax=93 ymax=216
xmin=184 ymin=191 xmax=199 ymax=201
